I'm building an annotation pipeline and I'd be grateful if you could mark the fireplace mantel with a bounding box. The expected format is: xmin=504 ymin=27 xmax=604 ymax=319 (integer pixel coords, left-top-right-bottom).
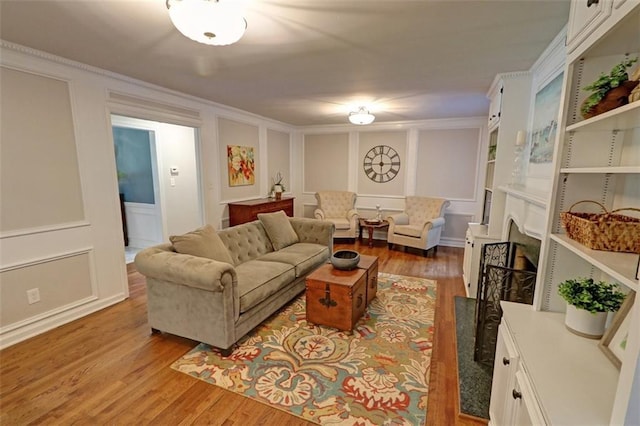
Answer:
xmin=499 ymin=185 xmax=549 ymax=240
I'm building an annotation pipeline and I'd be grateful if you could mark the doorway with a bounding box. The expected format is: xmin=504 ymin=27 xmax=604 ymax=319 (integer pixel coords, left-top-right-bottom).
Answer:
xmin=111 ymin=115 xmax=203 ymax=263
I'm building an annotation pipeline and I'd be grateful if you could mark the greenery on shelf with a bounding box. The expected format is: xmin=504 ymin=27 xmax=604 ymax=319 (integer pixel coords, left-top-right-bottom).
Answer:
xmin=581 ymin=57 xmax=638 ymax=116
xmin=558 ymin=277 xmax=626 ymax=313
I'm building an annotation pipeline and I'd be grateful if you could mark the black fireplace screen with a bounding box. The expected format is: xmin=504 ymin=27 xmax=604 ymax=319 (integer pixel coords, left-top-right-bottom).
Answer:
xmin=474 ymin=242 xmax=537 ymax=366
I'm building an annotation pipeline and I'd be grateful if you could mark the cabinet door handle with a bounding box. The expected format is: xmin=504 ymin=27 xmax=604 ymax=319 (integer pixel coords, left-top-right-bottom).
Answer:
xmin=587 ymin=0 xmax=599 ymax=6
xmin=512 ymin=389 xmax=522 ymax=400
xmin=502 ymin=357 xmax=510 ymax=366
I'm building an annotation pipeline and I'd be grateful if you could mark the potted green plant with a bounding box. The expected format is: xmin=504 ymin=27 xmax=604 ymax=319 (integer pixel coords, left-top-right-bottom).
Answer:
xmin=581 ymin=57 xmax=638 ymax=119
xmin=558 ymin=277 xmax=626 ymax=339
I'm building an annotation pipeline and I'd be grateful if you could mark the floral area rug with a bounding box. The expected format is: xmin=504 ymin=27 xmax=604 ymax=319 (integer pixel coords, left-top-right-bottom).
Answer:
xmin=171 ymin=272 xmax=437 ymax=425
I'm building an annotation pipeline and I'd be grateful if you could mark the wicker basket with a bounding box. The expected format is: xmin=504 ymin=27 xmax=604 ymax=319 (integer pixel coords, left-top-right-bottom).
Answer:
xmin=560 ymin=201 xmax=640 ymax=253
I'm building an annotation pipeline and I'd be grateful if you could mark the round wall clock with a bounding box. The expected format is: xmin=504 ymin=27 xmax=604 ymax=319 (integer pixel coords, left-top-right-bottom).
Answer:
xmin=363 ymin=145 xmax=401 ymax=183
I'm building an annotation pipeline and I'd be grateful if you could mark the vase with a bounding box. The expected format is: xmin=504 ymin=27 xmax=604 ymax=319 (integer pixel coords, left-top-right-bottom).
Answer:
xmin=564 ymin=303 xmax=608 ymax=339
xmin=274 ymin=185 xmax=282 ymax=200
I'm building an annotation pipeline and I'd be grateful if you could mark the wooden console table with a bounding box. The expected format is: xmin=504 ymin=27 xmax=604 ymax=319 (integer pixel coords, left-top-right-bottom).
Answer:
xmin=228 ymin=197 xmax=294 ymax=226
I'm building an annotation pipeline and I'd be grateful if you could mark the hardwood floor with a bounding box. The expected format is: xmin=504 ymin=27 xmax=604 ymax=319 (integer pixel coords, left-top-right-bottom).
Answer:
xmin=0 ymin=241 xmax=488 ymax=425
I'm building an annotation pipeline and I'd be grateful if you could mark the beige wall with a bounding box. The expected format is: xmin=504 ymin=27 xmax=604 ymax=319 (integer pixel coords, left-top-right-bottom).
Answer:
xmin=218 ymin=118 xmax=260 ymax=201
xmin=267 ymin=129 xmax=290 ymax=193
xmin=0 ymin=67 xmax=84 ymax=232
xmin=416 ymin=128 xmax=480 ymax=200
xmin=1 ymin=253 xmax=93 ymax=326
xmin=304 ymin=133 xmax=349 ymax=192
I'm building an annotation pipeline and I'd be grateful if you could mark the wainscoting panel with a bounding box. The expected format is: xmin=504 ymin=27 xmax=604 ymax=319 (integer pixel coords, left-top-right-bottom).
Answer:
xmin=0 ymin=250 xmax=96 ymax=328
xmin=441 ymin=213 xmax=473 ymax=247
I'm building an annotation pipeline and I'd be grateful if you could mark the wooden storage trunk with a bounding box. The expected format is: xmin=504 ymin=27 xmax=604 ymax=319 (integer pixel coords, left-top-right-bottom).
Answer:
xmin=306 ymin=264 xmax=367 ymax=331
xmin=357 ymin=254 xmax=378 ymax=305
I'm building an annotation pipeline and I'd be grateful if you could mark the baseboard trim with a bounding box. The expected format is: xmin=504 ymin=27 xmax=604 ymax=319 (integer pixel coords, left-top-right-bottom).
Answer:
xmin=0 ymin=293 xmax=126 ymax=349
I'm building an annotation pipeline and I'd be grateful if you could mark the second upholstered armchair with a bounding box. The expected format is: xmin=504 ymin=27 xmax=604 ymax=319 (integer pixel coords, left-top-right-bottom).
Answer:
xmin=314 ymin=191 xmax=359 ymax=241
xmin=387 ymin=196 xmax=450 ymax=256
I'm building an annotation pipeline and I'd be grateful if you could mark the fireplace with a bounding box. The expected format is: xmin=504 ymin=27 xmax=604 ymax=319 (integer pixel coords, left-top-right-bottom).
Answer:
xmin=474 ymin=219 xmax=541 ymax=365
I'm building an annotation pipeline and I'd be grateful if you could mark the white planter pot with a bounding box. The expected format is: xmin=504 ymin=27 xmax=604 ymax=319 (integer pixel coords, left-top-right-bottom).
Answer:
xmin=564 ymin=304 xmax=608 ymax=339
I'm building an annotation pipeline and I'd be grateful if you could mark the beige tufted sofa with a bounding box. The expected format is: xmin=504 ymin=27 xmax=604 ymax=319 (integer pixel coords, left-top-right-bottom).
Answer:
xmin=134 ymin=213 xmax=334 ymax=355
xmin=387 ymin=196 xmax=450 ymax=256
xmin=314 ymin=191 xmax=359 ymax=241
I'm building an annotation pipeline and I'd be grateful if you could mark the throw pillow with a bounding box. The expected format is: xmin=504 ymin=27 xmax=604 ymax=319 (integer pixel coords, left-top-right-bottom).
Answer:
xmin=258 ymin=210 xmax=299 ymax=250
xmin=170 ymin=224 xmax=234 ymax=264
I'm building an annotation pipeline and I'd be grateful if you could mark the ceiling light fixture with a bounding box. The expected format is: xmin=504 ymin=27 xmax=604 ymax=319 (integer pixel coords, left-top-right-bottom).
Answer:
xmin=348 ymin=107 xmax=375 ymax=125
xmin=166 ymin=0 xmax=247 ymax=46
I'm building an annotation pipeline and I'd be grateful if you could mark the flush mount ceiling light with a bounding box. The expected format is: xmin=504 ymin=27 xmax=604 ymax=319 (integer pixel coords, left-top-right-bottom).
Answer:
xmin=348 ymin=107 xmax=375 ymax=125
xmin=166 ymin=0 xmax=247 ymax=46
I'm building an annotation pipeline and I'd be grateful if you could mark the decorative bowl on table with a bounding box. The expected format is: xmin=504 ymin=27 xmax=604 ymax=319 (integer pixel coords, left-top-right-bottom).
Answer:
xmin=330 ymin=250 xmax=360 ymax=270
xmin=364 ymin=218 xmax=381 ymax=225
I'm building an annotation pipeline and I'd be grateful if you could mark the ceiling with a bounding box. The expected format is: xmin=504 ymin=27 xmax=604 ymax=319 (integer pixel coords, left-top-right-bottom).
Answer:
xmin=0 ymin=0 xmax=570 ymax=126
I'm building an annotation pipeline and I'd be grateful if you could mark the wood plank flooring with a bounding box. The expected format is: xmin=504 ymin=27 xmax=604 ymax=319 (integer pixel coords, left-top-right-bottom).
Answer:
xmin=0 ymin=241 xmax=488 ymax=425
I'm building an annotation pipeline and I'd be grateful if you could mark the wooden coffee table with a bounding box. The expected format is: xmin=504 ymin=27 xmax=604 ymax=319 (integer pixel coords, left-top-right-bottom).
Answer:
xmin=358 ymin=218 xmax=389 ymax=247
xmin=305 ymin=255 xmax=379 ymax=331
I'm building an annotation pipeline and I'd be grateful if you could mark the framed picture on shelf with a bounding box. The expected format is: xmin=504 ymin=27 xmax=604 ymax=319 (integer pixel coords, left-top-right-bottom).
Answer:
xmin=599 ymin=291 xmax=636 ymax=369
xmin=527 ymin=71 xmax=564 ymax=177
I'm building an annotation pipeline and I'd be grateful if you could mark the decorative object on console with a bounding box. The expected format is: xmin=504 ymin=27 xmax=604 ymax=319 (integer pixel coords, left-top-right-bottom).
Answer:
xmin=529 ymin=72 xmax=563 ymax=164
xmin=348 ymin=106 xmax=375 ymax=125
xmin=270 ymin=171 xmax=285 ymax=199
xmin=166 ymin=0 xmax=247 ymax=46
xmin=581 ymin=57 xmax=638 ymax=119
xmin=599 ymin=291 xmax=635 ymax=369
xmin=558 ymin=277 xmax=626 ymax=339
xmin=227 ymin=145 xmax=255 ymax=186
xmin=330 ymin=249 xmax=360 ymax=270
xmin=560 ymin=200 xmax=640 ymax=253
xmin=363 ymin=145 xmax=401 ymax=183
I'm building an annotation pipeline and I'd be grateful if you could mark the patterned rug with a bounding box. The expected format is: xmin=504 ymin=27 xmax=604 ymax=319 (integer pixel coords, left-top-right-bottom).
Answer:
xmin=171 ymin=272 xmax=437 ymax=425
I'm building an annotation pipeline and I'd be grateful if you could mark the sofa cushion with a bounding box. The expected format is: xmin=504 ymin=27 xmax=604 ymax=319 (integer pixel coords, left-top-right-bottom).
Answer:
xmin=393 ymin=224 xmax=423 ymax=238
xmin=169 ymin=225 xmax=234 ymax=264
xmin=258 ymin=211 xmax=299 ymax=250
xmin=258 ymin=243 xmax=330 ymax=277
xmin=235 ymin=260 xmax=296 ymax=313
xmin=330 ymin=217 xmax=352 ymax=230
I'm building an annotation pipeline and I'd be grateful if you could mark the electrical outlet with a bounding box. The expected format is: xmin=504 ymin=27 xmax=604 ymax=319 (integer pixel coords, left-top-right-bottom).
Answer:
xmin=27 ymin=288 xmax=40 ymax=304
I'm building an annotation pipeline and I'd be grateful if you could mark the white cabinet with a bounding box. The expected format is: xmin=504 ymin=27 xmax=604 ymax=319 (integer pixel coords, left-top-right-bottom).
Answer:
xmin=511 ymin=371 xmax=546 ymax=426
xmin=566 ymin=0 xmax=612 ymax=53
xmin=489 ymin=323 xmax=519 ymax=426
xmin=490 ymin=302 xmax=620 ymax=425
xmin=487 ymin=82 xmax=503 ymax=129
xmin=462 ymin=224 xmax=498 ymax=298
xmin=481 ymin=73 xmax=532 ymax=239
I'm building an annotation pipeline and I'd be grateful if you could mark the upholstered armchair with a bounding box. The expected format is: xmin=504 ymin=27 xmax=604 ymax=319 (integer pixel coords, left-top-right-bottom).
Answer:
xmin=387 ymin=196 xmax=450 ymax=256
xmin=314 ymin=191 xmax=359 ymax=241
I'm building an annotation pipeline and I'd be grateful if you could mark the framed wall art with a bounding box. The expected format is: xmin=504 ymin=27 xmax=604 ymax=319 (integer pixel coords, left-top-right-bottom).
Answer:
xmin=599 ymin=291 xmax=636 ymax=369
xmin=528 ymin=72 xmax=564 ymax=166
xmin=227 ymin=145 xmax=255 ymax=187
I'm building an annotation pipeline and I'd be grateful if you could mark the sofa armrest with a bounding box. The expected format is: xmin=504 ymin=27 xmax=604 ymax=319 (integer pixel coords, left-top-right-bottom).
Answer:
xmin=347 ymin=209 xmax=359 ymax=221
xmin=313 ymin=208 xmax=325 ymax=220
xmin=428 ymin=216 xmax=446 ymax=229
xmin=289 ymin=217 xmax=335 ymax=249
xmin=134 ymin=245 xmax=236 ymax=292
